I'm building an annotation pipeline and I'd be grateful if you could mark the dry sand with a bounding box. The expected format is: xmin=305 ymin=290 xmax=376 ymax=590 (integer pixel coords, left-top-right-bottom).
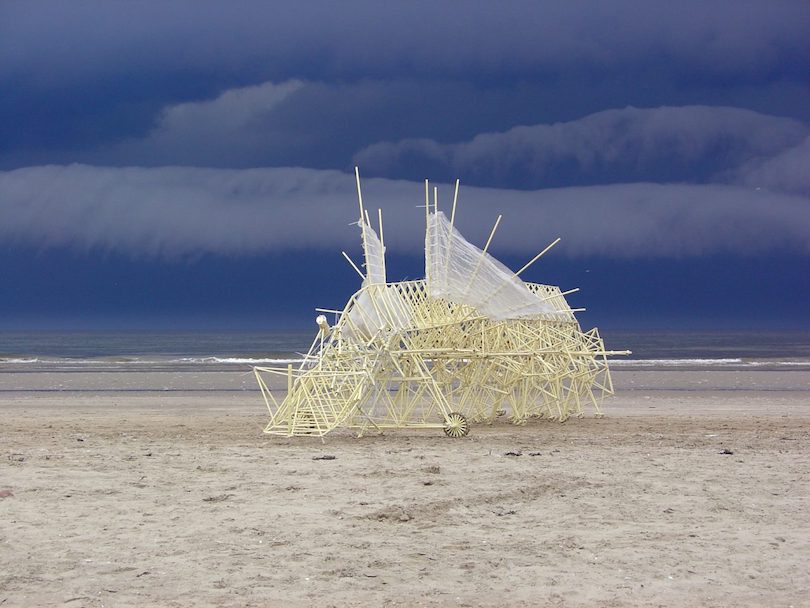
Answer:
xmin=1 ymin=369 xmax=809 ymax=607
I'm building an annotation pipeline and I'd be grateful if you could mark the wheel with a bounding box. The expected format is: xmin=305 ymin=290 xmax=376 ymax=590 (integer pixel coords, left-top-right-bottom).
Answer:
xmin=443 ymin=412 xmax=469 ymax=438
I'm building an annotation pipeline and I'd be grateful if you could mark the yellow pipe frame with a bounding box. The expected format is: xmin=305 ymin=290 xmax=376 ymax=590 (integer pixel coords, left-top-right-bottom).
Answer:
xmin=254 ymin=177 xmax=628 ymax=438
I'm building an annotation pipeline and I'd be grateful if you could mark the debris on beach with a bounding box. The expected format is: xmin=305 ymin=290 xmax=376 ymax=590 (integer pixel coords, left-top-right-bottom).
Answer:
xmin=203 ymin=493 xmax=234 ymax=503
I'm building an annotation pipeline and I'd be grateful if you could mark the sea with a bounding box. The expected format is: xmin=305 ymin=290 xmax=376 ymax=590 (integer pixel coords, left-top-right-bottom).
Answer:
xmin=1 ymin=329 xmax=809 ymax=371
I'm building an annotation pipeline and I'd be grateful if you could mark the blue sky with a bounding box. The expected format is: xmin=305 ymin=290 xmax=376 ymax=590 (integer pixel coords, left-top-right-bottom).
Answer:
xmin=1 ymin=1 xmax=808 ymax=330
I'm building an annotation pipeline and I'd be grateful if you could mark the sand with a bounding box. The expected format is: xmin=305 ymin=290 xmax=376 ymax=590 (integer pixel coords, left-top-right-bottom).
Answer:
xmin=1 ymin=368 xmax=809 ymax=607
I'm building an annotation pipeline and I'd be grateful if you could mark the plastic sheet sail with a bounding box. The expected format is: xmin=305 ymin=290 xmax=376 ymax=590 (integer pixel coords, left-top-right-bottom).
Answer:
xmin=254 ymin=170 xmax=628 ymax=438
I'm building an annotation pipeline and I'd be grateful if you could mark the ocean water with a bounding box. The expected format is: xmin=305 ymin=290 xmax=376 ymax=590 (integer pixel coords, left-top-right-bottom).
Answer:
xmin=0 ymin=331 xmax=312 ymax=366
xmin=604 ymin=330 xmax=810 ymax=368
xmin=0 ymin=329 xmax=808 ymax=369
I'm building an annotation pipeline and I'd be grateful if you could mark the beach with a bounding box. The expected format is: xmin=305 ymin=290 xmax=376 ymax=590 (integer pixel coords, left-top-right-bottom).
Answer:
xmin=2 ymin=367 xmax=809 ymax=607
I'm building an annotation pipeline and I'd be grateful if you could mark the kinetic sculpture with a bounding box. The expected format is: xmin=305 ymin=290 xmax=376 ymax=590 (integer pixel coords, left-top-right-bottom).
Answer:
xmin=255 ymin=169 xmax=626 ymax=437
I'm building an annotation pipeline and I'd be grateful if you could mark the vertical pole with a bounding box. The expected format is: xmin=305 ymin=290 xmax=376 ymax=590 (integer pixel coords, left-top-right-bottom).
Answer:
xmin=355 ymin=166 xmax=368 ymax=280
xmin=377 ymin=208 xmax=387 ymax=283
xmin=445 ymin=178 xmax=460 ymax=288
xmin=424 ymin=179 xmax=431 ymax=287
xmin=450 ymin=179 xmax=459 ymax=227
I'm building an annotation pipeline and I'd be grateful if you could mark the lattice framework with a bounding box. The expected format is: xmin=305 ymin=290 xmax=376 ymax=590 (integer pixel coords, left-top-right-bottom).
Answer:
xmin=255 ymin=170 xmax=627 ymax=438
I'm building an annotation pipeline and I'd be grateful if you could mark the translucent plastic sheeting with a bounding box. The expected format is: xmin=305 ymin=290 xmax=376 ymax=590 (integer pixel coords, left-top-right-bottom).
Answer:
xmin=344 ymin=223 xmax=413 ymax=339
xmin=362 ymin=223 xmax=386 ymax=285
xmin=426 ymin=211 xmax=561 ymax=321
xmin=345 ymin=285 xmax=413 ymax=339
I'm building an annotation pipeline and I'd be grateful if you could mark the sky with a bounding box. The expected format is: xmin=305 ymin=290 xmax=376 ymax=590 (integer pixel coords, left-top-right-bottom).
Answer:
xmin=1 ymin=1 xmax=809 ymax=331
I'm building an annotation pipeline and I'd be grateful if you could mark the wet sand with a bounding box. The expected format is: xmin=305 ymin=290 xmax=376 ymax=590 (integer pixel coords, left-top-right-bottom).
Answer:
xmin=1 ymin=369 xmax=809 ymax=607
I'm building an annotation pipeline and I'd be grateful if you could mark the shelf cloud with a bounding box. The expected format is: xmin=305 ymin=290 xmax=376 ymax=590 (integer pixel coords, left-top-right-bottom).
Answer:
xmin=354 ymin=106 xmax=808 ymax=189
xmin=2 ymin=164 xmax=808 ymax=259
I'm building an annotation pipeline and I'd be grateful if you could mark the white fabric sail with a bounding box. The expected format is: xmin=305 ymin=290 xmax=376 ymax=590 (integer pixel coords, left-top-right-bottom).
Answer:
xmin=426 ymin=211 xmax=560 ymax=320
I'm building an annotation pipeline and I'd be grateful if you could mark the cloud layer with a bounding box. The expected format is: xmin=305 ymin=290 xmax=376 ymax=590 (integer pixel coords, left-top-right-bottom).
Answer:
xmin=3 ymin=1 xmax=808 ymax=86
xmin=3 ymin=2 xmax=809 ymax=171
xmin=2 ymin=165 xmax=808 ymax=261
xmin=107 ymin=80 xmax=305 ymax=166
xmin=731 ymin=135 xmax=810 ymax=197
xmin=1 ymin=5 xmax=808 ymax=263
xmin=354 ymin=106 xmax=808 ymax=188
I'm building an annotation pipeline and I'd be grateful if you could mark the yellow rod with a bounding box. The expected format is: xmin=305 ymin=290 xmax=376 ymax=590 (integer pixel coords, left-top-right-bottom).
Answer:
xmin=483 ymin=215 xmax=502 ymax=254
xmin=538 ymin=287 xmax=579 ymax=302
xmin=515 ymin=237 xmax=561 ymax=276
xmin=377 ymin=208 xmax=387 ymax=282
xmin=463 ymin=214 xmax=501 ymax=296
xmin=341 ymin=250 xmax=366 ymax=280
xmin=450 ymin=178 xmax=459 ymax=227
xmin=444 ymin=178 xmax=460 ymax=287
xmin=425 ymin=179 xmax=431 ymax=285
xmin=355 ymin=166 xmax=368 ymax=279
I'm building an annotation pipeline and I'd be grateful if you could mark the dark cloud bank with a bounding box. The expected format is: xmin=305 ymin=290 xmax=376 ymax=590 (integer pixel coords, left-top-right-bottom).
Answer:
xmin=354 ymin=106 xmax=809 ymax=188
xmin=2 ymin=1 xmax=809 ymax=166
xmin=2 ymin=164 xmax=808 ymax=259
xmin=1 ymin=1 xmax=809 ymax=327
xmin=2 ymin=101 xmax=808 ymax=259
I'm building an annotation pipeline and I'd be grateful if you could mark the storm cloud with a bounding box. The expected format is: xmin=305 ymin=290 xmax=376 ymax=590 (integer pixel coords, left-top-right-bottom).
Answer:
xmin=3 ymin=1 xmax=808 ymax=86
xmin=354 ymin=106 xmax=809 ymax=188
xmin=2 ymin=2 xmax=809 ymax=327
xmin=2 ymin=2 xmax=809 ymax=170
xmin=731 ymin=135 xmax=810 ymax=197
xmin=1 ymin=165 xmax=808 ymax=260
